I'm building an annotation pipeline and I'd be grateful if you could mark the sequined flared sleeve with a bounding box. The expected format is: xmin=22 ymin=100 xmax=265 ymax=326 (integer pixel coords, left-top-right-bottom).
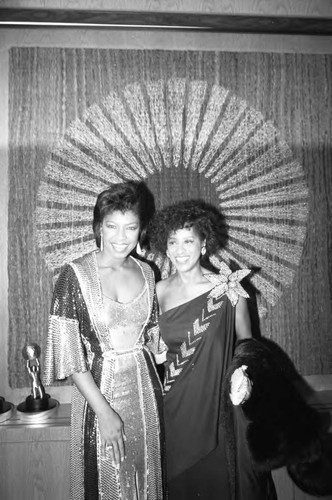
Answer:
xmin=44 ymin=264 xmax=88 ymax=385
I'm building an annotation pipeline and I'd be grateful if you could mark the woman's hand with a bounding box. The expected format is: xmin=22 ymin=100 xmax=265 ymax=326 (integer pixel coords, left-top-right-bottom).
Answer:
xmin=71 ymin=371 xmax=126 ymax=466
xmin=230 ymin=365 xmax=252 ymax=405
xmin=98 ymin=406 xmax=126 ymax=465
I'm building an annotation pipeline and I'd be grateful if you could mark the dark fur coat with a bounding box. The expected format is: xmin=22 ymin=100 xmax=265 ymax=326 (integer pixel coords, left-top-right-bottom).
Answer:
xmin=224 ymin=338 xmax=332 ymax=497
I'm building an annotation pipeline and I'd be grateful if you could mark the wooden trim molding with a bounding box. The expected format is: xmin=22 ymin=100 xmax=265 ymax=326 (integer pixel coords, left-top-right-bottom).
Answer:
xmin=0 ymin=8 xmax=331 ymax=35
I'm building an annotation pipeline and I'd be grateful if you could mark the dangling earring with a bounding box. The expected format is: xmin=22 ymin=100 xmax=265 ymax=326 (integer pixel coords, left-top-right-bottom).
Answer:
xmin=100 ymin=232 xmax=104 ymax=252
xmin=201 ymin=245 xmax=206 ymax=256
xmin=136 ymin=241 xmax=144 ymax=256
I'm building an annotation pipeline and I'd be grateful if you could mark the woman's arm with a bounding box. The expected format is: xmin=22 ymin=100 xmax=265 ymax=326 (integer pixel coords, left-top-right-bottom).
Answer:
xmin=72 ymin=371 xmax=125 ymax=465
xmin=235 ymin=296 xmax=252 ymax=340
xmin=155 ymin=280 xmax=165 ymax=312
xmin=230 ymin=297 xmax=253 ymax=404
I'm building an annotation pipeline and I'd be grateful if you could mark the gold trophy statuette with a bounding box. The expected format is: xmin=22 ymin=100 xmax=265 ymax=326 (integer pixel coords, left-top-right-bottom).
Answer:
xmin=17 ymin=343 xmax=58 ymax=421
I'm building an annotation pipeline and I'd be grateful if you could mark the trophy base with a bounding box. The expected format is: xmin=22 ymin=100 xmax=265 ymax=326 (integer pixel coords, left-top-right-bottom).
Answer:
xmin=0 ymin=397 xmax=14 ymax=423
xmin=17 ymin=394 xmax=59 ymax=423
xmin=19 ymin=394 xmax=52 ymax=412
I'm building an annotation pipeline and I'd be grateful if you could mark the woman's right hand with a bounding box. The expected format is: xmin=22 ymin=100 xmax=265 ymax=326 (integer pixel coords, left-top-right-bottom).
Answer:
xmin=98 ymin=406 xmax=126 ymax=465
xmin=230 ymin=365 xmax=252 ymax=405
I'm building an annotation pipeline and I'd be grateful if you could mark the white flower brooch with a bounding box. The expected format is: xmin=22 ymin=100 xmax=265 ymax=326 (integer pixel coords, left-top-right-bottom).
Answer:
xmin=205 ymin=256 xmax=251 ymax=306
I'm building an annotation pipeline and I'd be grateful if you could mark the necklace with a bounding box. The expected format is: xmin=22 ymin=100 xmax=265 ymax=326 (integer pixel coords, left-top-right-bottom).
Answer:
xmin=98 ymin=262 xmax=126 ymax=271
xmin=98 ymin=260 xmax=129 ymax=271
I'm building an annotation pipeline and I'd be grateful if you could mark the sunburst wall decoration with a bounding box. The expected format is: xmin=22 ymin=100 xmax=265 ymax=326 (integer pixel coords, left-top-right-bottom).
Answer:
xmin=35 ymin=78 xmax=308 ymax=319
xmin=8 ymin=48 xmax=332 ymax=388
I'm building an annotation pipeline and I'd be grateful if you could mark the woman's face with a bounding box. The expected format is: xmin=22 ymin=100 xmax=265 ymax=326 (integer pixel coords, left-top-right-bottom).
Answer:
xmin=101 ymin=210 xmax=140 ymax=258
xmin=166 ymin=225 xmax=205 ymax=273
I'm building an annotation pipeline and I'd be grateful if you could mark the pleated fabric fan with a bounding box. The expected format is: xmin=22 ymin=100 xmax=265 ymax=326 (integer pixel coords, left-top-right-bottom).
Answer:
xmin=34 ymin=78 xmax=308 ymax=317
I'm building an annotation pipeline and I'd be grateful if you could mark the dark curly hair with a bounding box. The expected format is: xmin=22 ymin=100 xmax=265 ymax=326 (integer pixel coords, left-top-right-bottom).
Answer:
xmin=93 ymin=180 xmax=155 ymax=249
xmin=149 ymin=199 xmax=228 ymax=260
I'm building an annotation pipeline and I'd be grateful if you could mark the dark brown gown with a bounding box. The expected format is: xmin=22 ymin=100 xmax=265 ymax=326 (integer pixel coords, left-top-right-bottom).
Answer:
xmin=159 ymin=289 xmax=276 ymax=500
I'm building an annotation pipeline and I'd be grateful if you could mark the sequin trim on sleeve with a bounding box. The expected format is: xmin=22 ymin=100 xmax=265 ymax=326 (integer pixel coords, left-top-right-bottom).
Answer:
xmin=44 ymin=315 xmax=88 ymax=384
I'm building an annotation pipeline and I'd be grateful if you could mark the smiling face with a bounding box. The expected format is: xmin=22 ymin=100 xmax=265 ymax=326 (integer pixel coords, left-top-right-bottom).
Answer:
xmin=166 ymin=225 xmax=205 ymax=273
xmin=101 ymin=210 xmax=140 ymax=259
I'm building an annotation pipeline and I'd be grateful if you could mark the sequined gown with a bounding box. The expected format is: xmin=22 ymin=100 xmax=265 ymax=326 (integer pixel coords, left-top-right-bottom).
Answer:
xmin=44 ymin=251 xmax=165 ymax=500
xmin=159 ymin=287 xmax=276 ymax=500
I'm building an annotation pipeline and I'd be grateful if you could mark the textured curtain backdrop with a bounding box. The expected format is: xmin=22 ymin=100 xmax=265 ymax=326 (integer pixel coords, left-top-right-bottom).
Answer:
xmin=8 ymin=48 xmax=332 ymax=388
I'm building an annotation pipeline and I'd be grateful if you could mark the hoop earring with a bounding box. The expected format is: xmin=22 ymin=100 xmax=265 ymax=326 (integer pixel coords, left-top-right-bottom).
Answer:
xmin=136 ymin=241 xmax=144 ymax=256
xmin=201 ymin=246 xmax=206 ymax=256
xmin=100 ymin=233 xmax=104 ymax=252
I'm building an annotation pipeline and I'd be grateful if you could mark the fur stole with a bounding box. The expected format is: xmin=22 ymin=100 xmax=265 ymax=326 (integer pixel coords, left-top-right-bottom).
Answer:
xmin=224 ymin=338 xmax=332 ymax=496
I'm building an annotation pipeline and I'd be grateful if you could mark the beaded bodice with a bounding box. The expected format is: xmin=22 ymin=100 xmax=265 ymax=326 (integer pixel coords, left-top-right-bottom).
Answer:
xmin=102 ymin=285 xmax=149 ymax=351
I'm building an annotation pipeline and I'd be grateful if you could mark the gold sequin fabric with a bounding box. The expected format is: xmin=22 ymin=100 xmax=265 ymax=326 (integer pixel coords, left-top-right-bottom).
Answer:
xmin=44 ymin=251 xmax=165 ymax=499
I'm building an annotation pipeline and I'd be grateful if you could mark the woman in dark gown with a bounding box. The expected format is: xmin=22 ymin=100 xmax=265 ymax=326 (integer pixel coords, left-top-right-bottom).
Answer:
xmin=149 ymin=199 xmax=276 ymax=500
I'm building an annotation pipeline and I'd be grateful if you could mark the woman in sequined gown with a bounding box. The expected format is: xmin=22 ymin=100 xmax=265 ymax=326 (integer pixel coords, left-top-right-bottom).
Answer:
xmin=44 ymin=181 xmax=166 ymax=500
xmin=149 ymin=200 xmax=276 ymax=500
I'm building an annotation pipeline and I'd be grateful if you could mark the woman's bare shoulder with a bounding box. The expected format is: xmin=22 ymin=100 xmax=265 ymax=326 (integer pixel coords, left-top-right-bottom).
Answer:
xmin=156 ymin=275 xmax=171 ymax=288
xmin=156 ymin=275 xmax=175 ymax=296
